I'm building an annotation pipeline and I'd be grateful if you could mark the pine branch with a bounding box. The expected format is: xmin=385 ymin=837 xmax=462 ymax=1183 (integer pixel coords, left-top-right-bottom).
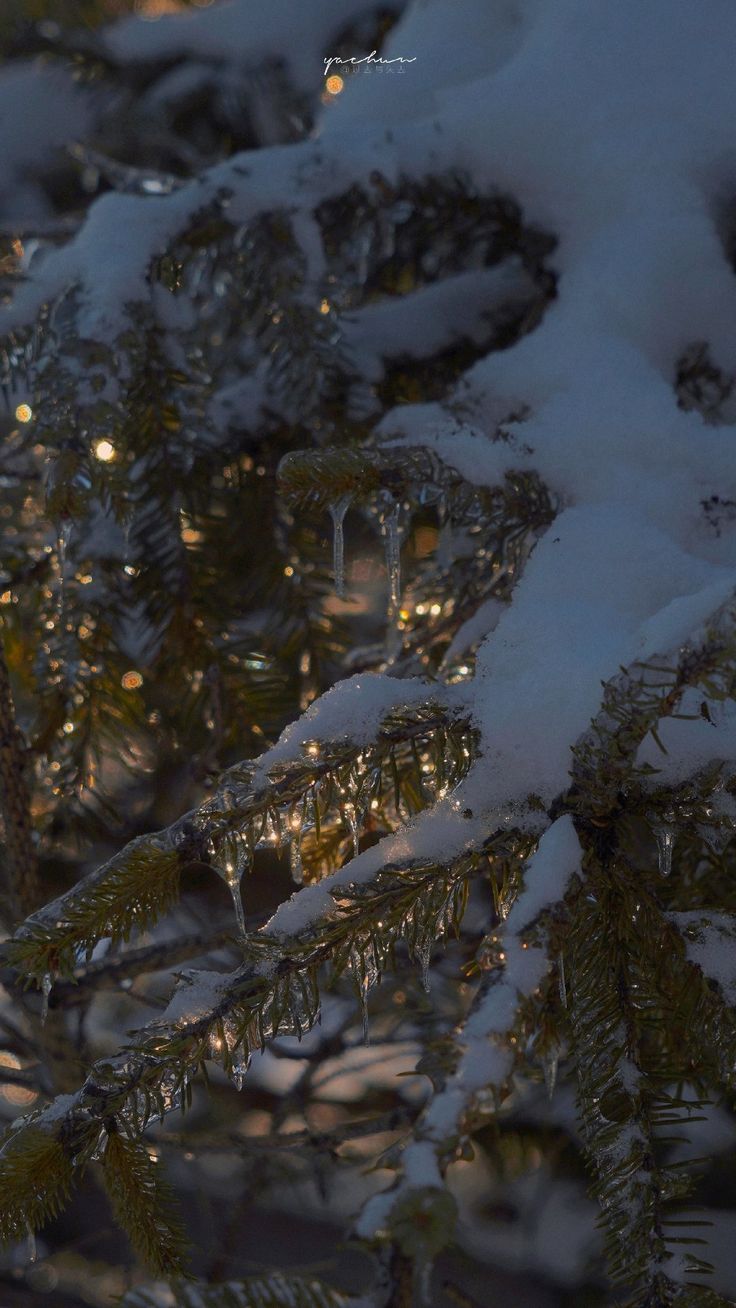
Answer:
xmin=0 ymin=1127 xmax=75 ymax=1243
xmin=102 ymin=1128 xmax=189 ymax=1277
xmin=566 ymin=857 xmax=736 ymax=1306
xmin=0 ymin=833 xmax=503 ymax=1251
xmin=0 ymin=634 xmax=38 ymax=920
xmin=569 ymin=598 xmax=736 ymax=821
xmin=3 ymin=697 xmax=475 ymax=980
xmin=49 ymin=924 xmax=240 ymax=1007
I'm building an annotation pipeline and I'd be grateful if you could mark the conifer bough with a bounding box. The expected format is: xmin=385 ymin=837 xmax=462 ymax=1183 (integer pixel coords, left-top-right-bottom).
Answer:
xmin=1 ymin=1 xmax=736 ymax=1306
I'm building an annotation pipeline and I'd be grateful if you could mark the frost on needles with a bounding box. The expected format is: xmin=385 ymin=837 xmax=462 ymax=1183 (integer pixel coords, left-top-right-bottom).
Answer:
xmin=1 ymin=0 xmax=736 ymax=1306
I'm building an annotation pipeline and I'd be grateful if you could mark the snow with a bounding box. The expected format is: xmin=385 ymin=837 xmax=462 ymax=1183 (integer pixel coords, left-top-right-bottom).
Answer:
xmin=157 ymin=969 xmax=230 ymax=1027
xmin=462 ymin=508 xmax=735 ymax=813
xmin=251 ymin=672 xmax=432 ymax=786
xmin=442 ymin=598 xmax=506 ymax=668
xmin=669 ymin=913 xmax=736 ymax=1003
xmin=504 ymin=815 xmax=581 ymax=935
xmin=342 ymin=0 xmax=736 ymax=818
xmin=26 ymin=1093 xmax=81 ymax=1132
xmin=343 ymin=261 xmax=538 ymax=381
xmin=636 ymin=690 xmax=736 ymax=784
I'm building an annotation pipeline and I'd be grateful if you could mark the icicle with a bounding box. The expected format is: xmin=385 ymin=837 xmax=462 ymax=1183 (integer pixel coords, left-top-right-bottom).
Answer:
xmin=228 ymin=879 xmax=247 ymax=940
xmin=544 ymin=1048 xmax=559 ymax=1099
xmin=26 ymin=1225 xmax=36 ymax=1265
xmin=122 ymin=517 xmax=134 ymax=574
xmin=230 ymin=1046 xmax=251 ymax=1092
xmin=208 ymin=1027 xmax=225 ymax=1061
xmin=221 ymin=860 xmax=248 ymax=941
xmin=40 ymin=973 xmax=52 ymax=1025
xmin=558 ymin=952 xmax=567 ymax=1009
xmin=328 ymin=495 xmax=351 ymax=597
xmin=359 ymin=982 xmax=370 ymax=1046
xmin=382 ymin=500 xmax=402 ymax=617
xmin=289 ymin=812 xmax=303 ymax=884
xmin=56 ymin=519 xmax=72 ymax=627
xmin=654 ymin=819 xmax=676 ymax=877
xmin=416 ymin=938 xmax=432 ymax=994
xmin=343 ymin=802 xmax=360 ymax=858
xmin=351 ymin=946 xmax=378 ymax=1046
xmin=90 ymin=1127 xmax=107 ymax=1162
xmin=290 ymin=836 xmax=304 ymax=885
xmin=57 ymin=518 xmax=72 ymax=574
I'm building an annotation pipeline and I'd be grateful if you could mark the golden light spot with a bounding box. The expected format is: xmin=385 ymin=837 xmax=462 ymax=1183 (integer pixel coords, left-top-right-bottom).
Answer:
xmin=122 ymin=670 xmax=143 ymax=690
xmin=430 ymin=603 xmax=442 ymax=616
xmin=0 ymin=590 xmax=11 ymax=604
xmin=0 ymin=1052 xmax=37 ymax=1108
xmin=15 ymin=403 xmax=32 ymax=424
xmin=181 ymin=527 xmax=203 ymax=545
xmin=284 ymin=565 xmax=294 ymax=577
xmin=319 ymin=299 xmax=331 ymax=315
xmin=325 ymin=74 xmax=344 ymax=95
xmin=62 ymin=720 xmax=75 ymax=734
xmin=93 ymin=439 xmax=116 ymax=462
xmin=134 ymin=0 xmax=184 ymax=17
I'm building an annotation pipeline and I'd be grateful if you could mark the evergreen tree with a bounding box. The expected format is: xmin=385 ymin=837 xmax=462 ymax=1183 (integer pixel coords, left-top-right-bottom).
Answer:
xmin=1 ymin=2 xmax=736 ymax=1306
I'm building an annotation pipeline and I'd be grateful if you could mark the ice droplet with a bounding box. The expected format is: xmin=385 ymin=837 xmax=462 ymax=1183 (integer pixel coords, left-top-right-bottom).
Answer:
xmin=328 ymin=495 xmax=351 ymax=598
xmin=382 ymin=501 xmax=402 ymax=617
xmin=40 ymin=973 xmax=52 ymax=1025
xmin=654 ymin=821 xmax=676 ymax=877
